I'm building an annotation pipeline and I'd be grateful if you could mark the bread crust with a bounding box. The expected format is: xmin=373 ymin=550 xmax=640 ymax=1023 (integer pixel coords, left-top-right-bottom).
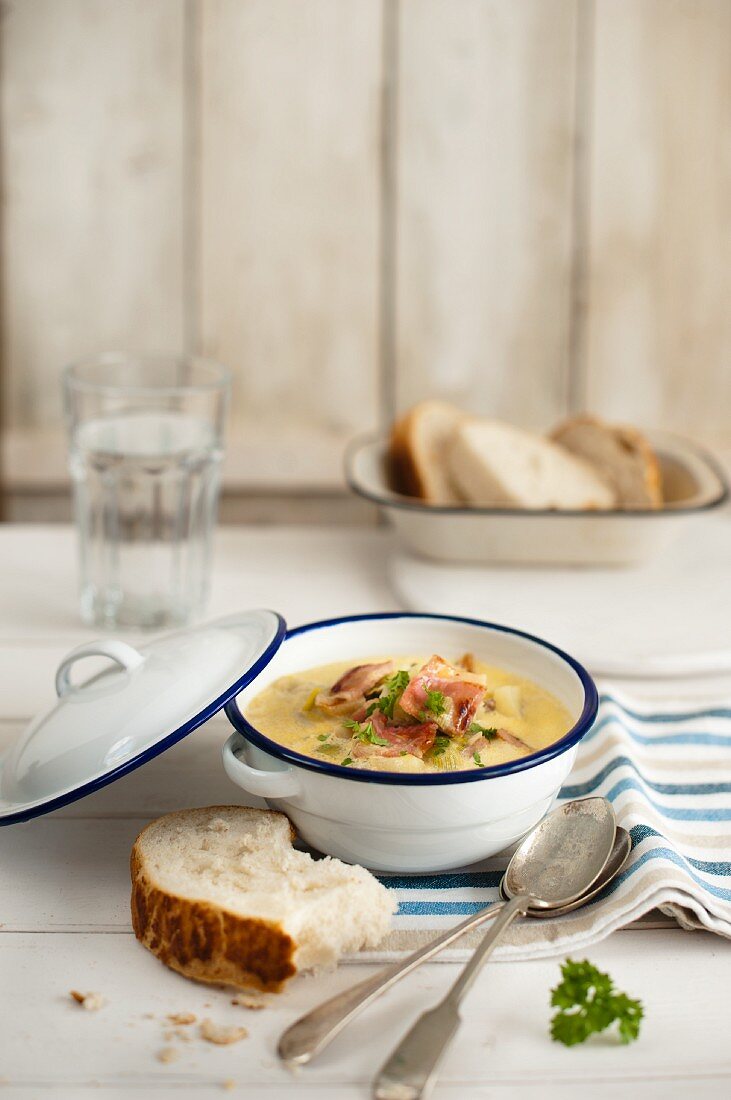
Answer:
xmin=389 ymin=406 xmax=427 ymax=498
xmin=388 ymin=400 xmax=465 ymax=502
xmin=130 ymin=807 xmax=298 ymax=993
xmin=551 ymin=414 xmax=663 ymax=507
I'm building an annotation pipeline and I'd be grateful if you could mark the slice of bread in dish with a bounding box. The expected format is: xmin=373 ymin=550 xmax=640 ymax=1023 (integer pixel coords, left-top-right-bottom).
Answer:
xmin=131 ymin=806 xmax=396 ymax=992
xmin=447 ymin=418 xmax=617 ymax=510
xmin=389 ymin=399 xmax=465 ymax=502
xmin=551 ymin=415 xmax=663 ymax=508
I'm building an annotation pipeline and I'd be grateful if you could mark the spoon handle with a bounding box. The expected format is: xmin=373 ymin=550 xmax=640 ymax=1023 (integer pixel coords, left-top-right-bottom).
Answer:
xmin=277 ymin=899 xmax=506 ymax=1066
xmin=373 ymin=895 xmax=529 ymax=1100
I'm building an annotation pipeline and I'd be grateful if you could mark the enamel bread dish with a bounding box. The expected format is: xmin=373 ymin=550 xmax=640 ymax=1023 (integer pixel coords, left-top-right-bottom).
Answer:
xmin=345 ymin=430 xmax=728 ymax=566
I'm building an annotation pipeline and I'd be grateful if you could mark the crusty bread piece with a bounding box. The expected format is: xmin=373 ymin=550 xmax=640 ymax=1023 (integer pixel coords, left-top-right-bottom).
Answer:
xmin=551 ymin=415 xmax=663 ymax=508
xmin=389 ymin=399 xmax=465 ymax=502
xmin=447 ymin=419 xmax=616 ymax=510
xmin=131 ymin=807 xmax=395 ymax=993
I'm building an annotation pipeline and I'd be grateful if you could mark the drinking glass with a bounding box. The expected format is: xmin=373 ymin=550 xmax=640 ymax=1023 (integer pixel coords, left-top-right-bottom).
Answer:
xmin=63 ymin=354 xmax=230 ymax=630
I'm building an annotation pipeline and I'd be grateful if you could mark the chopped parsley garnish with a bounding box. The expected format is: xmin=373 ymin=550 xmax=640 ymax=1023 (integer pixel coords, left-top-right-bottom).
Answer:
xmin=341 ymin=757 xmax=353 ymax=767
xmin=371 ymin=669 xmax=411 ymax=720
xmin=468 ymin=722 xmax=498 ymax=739
xmin=423 ymin=688 xmax=447 ymax=718
xmin=431 ymin=734 xmax=451 ymax=757
xmin=316 ymin=733 xmax=329 ymax=742
xmin=473 ymin=751 xmax=482 ymax=765
xmin=342 ymin=717 xmax=389 ymax=746
xmin=550 ymin=959 xmax=643 ymax=1046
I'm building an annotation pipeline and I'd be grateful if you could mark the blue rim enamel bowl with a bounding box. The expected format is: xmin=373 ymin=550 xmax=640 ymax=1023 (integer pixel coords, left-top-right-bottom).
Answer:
xmin=223 ymin=612 xmax=598 ymax=872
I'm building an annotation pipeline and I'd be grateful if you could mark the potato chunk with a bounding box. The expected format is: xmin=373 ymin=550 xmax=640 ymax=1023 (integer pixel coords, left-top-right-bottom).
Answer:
xmin=494 ymin=685 xmax=522 ymax=718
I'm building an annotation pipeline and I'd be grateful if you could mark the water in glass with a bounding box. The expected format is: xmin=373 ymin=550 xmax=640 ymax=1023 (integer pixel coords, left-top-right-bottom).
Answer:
xmin=70 ymin=409 xmax=222 ymax=629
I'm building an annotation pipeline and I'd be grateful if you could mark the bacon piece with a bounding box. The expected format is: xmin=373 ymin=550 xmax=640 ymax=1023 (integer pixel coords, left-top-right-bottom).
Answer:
xmin=463 ymin=735 xmax=490 ymax=757
xmin=495 ymin=727 xmax=532 ymax=752
xmin=315 ymin=660 xmax=394 ymax=714
xmin=399 ymin=655 xmax=486 ymax=734
xmin=330 ymin=661 xmax=395 ymax=698
xmin=350 ymin=711 xmax=437 ymax=760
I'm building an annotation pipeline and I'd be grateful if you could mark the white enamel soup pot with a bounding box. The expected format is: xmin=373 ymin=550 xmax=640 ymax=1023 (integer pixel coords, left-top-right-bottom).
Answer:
xmin=223 ymin=612 xmax=598 ymax=872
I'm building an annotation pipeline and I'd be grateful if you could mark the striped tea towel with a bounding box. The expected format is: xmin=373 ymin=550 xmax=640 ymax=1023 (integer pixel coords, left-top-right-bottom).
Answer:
xmin=367 ymin=688 xmax=731 ymax=961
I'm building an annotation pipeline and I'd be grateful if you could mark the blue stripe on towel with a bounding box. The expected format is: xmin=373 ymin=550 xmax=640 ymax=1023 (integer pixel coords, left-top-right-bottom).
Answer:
xmin=584 ymin=714 xmax=731 ymax=747
xmin=599 ymin=694 xmax=731 ymax=723
xmin=608 ymin=847 xmax=731 ymax=902
xmin=561 ymin=776 xmax=731 ymax=819
xmin=397 ymin=900 xmax=496 ymax=916
xmin=629 ymin=824 xmax=731 ymax=875
xmin=395 ymin=848 xmax=731 ymax=916
xmin=560 ymin=756 xmax=731 ymax=797
xmin=379 ymin=871 xmax=503 ymax=890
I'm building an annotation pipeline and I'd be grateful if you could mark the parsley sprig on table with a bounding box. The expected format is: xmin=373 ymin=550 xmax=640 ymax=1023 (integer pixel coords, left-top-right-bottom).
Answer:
xmin=550 ymin=959 xmax=643 ymax=1046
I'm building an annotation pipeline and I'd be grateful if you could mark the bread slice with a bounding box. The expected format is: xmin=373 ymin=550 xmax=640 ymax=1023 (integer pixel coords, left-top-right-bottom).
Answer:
xmin=447 ymin=418 xmax=616 ymax=510
xmin=551 ymin=415 xmax=663 ymax=508
xmin=131 ymin=806 xmax=395 ymax=993
xmin=389 ymin=399 xmax=465 ymax=502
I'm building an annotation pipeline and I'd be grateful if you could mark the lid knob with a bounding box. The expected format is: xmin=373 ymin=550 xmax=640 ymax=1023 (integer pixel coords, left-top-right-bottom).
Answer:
xmin=55 ymin=640 xmax=146 ymax=697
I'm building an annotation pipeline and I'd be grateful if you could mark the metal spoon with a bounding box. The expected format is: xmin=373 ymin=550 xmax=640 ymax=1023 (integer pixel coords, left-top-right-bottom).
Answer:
xmin=278 ymin=797 xmax=616 ymax=1068
xmin=372 ymin=797 xmax=616 ymax=1100
xmin=498 ymin=825 xmax=631 ymax=916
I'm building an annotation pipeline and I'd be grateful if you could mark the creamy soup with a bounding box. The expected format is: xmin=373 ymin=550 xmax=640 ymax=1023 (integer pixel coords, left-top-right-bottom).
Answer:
xmin=245 ymin=652 xmax=573 ymax=774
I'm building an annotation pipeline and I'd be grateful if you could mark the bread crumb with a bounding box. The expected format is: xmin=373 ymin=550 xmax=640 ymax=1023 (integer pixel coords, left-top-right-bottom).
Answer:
xmin=200 ymin=1020 xmax=248 ymax=1045
xmin=70 ymin=990 xmax=105 ymax=1011
xmin=167 ymin=1012 xmax=196 ymax=1025
xmin=221 ymin=1082 xmax=236 ymax=1092
xmin=231 ymin=993 xmax=267 ymax=1010
xmin=164 ymin=1027 xmax=192 ymax=1042
xmin=157 ymin=1047 xmax=179 ymax=1064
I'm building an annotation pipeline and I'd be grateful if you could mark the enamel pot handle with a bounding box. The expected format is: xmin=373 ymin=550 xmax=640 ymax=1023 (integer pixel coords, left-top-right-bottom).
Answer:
xmin=222 ymin=733 xmax=301 ymax=798
xmin=55 ymin=640 xmax=146 ymax=697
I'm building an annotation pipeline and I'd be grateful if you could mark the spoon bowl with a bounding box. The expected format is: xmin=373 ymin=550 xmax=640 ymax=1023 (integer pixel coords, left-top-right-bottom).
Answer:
xmin=503 ymin=795 xmax=617 ymax=908
xmin=500 ymin=826 xmax=632 ymax=917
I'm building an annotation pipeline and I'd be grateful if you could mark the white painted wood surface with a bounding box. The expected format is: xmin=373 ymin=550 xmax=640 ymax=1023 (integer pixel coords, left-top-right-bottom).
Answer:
xmin=395 ymin=0 xmax=578 ymax=426
xmin=0 ymin=523 xmax=729 ymax=1097
xmin=0 ymin=0 xmax=186 ymax=428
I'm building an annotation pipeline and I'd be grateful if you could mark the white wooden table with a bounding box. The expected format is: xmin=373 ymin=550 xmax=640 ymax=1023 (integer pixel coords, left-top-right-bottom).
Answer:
xmin=1 ymin=524 xmax=729 ymax=1099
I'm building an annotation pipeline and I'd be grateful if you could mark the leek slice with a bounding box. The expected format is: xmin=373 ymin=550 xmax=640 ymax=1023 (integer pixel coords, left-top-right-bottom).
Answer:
xmin=431 ymin=746 xmax=463 ymax=771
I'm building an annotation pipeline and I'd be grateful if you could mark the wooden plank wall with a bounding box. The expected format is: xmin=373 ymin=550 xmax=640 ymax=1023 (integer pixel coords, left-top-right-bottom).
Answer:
xmin=584 ymin=0 xmax=731 ymax=438
xmin=1 ymin=0 xmax=729 ymax=513
xmin=395 ymin=0 xmax=578 ymax=428
xmin=0 ymin=0 xmax=186 ymax=428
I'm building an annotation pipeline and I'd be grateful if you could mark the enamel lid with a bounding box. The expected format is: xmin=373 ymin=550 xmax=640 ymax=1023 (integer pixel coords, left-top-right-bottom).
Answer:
xmin=0 ymin=610 xmax=286 ymax=825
